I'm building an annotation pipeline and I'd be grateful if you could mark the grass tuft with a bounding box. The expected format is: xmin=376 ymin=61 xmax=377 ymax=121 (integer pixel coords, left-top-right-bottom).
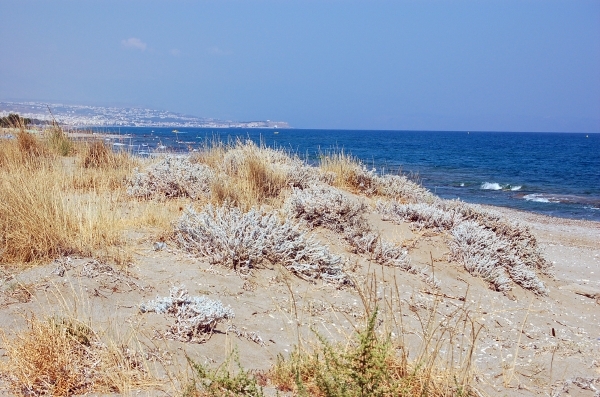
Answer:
xmin=0 ymin=315 xmax=151 ymax=396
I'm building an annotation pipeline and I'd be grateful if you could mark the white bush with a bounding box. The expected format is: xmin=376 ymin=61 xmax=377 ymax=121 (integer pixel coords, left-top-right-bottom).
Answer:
xmin=374 ymin=174 xmax=437 ymax=203
xmin=140 ymin=285 xmax=234 ymax=342
xmin=127 ymin=156 xmax=214 ymax=199
xmin=450 ymin=221 xmax=548 ymax=294
xmin=285 ymin=185 xmax=367 ymax=232
xmin=378 ymin=199 xmax=550 ymax=294
xmin=286 ymin=185 xmax=413 ymax=271
xmin=174 ymin=204 xmax=348 ymax=284
xmin=377 ymin=201 xmax=462 ymax=230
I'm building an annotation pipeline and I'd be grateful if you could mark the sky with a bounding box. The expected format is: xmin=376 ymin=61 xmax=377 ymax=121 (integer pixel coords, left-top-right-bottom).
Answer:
xmin=1 ymin=0 xmax=599 ymax=132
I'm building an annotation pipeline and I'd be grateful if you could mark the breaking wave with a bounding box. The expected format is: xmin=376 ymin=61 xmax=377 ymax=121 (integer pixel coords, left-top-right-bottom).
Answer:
xmin=481 ymin=182 xmax=502 ymax=190
xmin=480 ymin=182 xmax=522 ymax=191
xmin=523 ymin=194 xmax=558 ymax=203
xmin=523 ymin=193 xmax=600 ymax=207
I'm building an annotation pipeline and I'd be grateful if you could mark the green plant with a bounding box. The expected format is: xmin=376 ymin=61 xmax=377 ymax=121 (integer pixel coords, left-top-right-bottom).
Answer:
xmin=185 ymin=351 xmax=265 ymax=397
xmin=47 ymin=126 xmax=73 ymax=156
xmin=271 ymin=309 xmax=397 ymax=397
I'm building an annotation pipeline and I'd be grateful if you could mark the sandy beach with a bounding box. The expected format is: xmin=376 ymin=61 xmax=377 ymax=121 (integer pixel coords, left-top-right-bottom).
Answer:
xmin=0 ymin=141 xmax=598 ymax=396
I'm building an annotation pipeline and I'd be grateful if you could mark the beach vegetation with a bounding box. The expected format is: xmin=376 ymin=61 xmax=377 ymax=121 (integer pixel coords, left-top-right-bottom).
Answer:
xmin=0 ymin=113 xmax=31 ymax=128
xmin=377 ymin=200 xmax=551 ymax=294
xmin=0 ymin=315 xmax=155 ymax=396
xmin=173 ymin=204 xmax=348 ymax=283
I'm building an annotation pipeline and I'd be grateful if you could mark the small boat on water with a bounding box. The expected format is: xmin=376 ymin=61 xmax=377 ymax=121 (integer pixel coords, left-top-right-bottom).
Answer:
xmin=274 ymin=131 xmax=279 ymax=134
xmin=172 ymin=129 xmax=179 ymax=133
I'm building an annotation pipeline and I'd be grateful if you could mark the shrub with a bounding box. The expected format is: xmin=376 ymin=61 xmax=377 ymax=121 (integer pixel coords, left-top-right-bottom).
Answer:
xmin=141 ymin=286 xmax=234 ymax=342
xmin=450 ymin=221 xmax=548 ymax=294
xmin=127 ymin=156 xmax=214 ymax=200
xmin=377 ymin=201 xmax=462 ymax=230
xmin=173 ymin=204 xmax=348 ymax=284
xmin=378 ymin=199 xmax=549 ymax=294
xmin=268 ymin=309 xmax=477 ymax=397
xmin=286 ymin=185 xmax=413 ymax=271
xmin=285 ymin=185 xmax=368 ymax=233
xmin=373 ymin=174 xmax=436 ymax=203
xmin=184 ymin=351 xmax=265 ymax=397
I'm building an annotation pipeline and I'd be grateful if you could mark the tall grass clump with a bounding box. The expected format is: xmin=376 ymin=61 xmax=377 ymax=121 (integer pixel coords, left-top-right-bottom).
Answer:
xmin=70 ymin=140 xmax=137 ymax=192
xmin=319 ymin=150 xmax=378 ymax=194
xmin=47 ymin=126 xmax=74 ymax=156
xmin=0 ymin=133 xmax=125 ymax=265
xmin=210 ymin=140 xmax=291 ymax=208
xmin=0 ymin=165 xmax=123 ymax=264
xmin=319 ymin=150 xmax=436 ymax=203
xmin=193 ymin=139 xmax=325 ymax=208
xmin=0 ymin=316 xmax=154 ymax=396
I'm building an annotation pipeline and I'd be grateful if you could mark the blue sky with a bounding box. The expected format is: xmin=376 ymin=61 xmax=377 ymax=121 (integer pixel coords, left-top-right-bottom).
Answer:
xmin=1 ymin=0 xmax=599 ymax=132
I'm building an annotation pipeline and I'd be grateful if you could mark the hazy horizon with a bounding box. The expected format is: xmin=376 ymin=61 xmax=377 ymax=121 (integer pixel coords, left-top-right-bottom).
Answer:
xmin=1 ymin=1 xmax=599 ymax=133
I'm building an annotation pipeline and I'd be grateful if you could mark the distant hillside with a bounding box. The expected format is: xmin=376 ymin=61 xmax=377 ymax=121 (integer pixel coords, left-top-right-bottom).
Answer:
xmin=0 ymin=101 xmax=291 ymax=129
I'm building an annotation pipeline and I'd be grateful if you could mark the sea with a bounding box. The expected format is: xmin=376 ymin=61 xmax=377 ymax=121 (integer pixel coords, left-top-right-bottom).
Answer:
xmin=97 ymin=128 xmax=600 ymax=222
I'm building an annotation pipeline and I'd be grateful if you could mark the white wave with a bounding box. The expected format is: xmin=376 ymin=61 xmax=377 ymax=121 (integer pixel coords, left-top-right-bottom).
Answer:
xmin=481 ymin=182 xmax=502 ymax=190
xmin=510 ymin=185 xmax=522 ymax=191
xmin=523 ymin=194 xmax=560 ymax=203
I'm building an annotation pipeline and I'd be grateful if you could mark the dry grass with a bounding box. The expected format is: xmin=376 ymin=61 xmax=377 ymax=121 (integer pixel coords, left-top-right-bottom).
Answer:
xmin=319 ymin=150 xmax=377 ymax=194
xmin=212 ymin=140 xmax=289 ymax=208
xmin=46 ymin=126 xmax=74 ymax=156
xmin=0 ymin=315 xmax=157 ymax=396
xmin=0 ymin=131 xmax=131 ymax=266
xmin=319 ymin=150 xmax=435 ymax=203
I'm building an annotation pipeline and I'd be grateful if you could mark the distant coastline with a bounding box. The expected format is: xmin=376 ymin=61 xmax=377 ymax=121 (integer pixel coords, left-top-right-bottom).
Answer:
xmin=0 ymin=101 xmax=291 ymax=129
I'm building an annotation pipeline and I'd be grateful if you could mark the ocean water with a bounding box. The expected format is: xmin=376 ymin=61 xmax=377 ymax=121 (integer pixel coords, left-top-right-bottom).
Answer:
xmin=100 ymin=128 xmax=600 ymax=222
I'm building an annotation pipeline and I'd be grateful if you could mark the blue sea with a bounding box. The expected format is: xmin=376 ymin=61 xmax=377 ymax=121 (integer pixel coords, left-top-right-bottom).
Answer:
xmin=99 ymin=128 xmax=600 ymax=222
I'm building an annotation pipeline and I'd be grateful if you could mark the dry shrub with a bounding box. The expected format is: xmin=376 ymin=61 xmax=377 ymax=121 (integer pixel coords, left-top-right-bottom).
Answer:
xmin=0 ymin=316 xmax=152 ymax=396
xmin=127 ymin=156 xmax=214 ymax=200
xmin=286 ymin=185 xmax=415 ymax=273
xmin=173 ymin=204 xmax=348 ymax=284
xmin=377 ymin=199 xmax=550 ymax=294
xmin=450 ymin=221 xmax=548 ymax=294
xmin=319 ymin=150 xmax=377 ymax=194
xmin=140 ymin=286 xmax=235 ymax=343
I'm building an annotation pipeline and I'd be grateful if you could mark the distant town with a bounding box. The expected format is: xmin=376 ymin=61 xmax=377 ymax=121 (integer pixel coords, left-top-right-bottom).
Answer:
xmin=0 ymin=101 xmax=291 ymax=129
